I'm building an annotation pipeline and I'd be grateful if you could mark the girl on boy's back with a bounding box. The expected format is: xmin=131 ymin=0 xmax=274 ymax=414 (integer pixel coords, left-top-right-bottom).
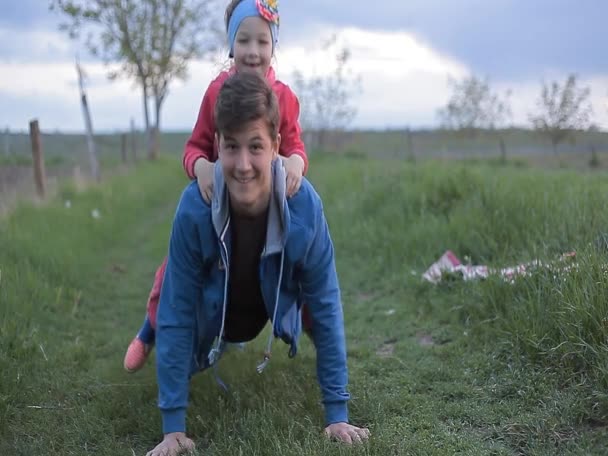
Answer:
xmin=124 ymin=0 xmax=309 ymax=371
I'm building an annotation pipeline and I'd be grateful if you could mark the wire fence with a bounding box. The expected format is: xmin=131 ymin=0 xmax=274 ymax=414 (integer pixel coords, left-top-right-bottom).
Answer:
xmin=304 ymin=128 xmax=608 ymax=161
xmin=0 ymin=129 xmax=160 ymax=214
xmin=2 ymin=127 xmax=607 ymax=214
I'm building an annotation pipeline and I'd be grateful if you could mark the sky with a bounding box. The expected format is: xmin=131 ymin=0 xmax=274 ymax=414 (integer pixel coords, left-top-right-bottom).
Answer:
xmin=1 ymin=0 xmax=607 ymax=132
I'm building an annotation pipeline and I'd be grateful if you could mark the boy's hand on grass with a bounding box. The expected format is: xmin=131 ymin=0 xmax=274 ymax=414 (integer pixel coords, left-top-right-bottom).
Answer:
xmin=194 ymin=157 xmax=214 ymax=204
xmin=324 ymin=422 xmax=371 ymax=444
xmin=146 ymin=432 xmax=195 ymax=456
xmin=282 ymin=155 xmax=305 ymax=198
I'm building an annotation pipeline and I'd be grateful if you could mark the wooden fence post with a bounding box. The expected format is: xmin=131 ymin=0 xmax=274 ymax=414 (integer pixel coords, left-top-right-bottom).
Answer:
xmin=76 ymin=60 xmax=100 ymax=182
xmin=121 ymin=133 xmax=128 ymax=164
xmin=29 ymin=119 xmax=46 ymax=199
xmin=130 ymin=118 xmax=137 ymax=162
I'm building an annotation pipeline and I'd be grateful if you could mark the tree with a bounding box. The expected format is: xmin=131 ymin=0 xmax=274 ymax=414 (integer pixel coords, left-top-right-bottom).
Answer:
xmin=528 ymin=74 xmax=593 ymax=155
xmin=51 ymin=0 xmax=221 ymax=159
xmin=292 ymin=34 xmax=362 ymax=151
xmin=438 ymin=75 xmax=512 ymax=133
xmin=437 ymin=75 xmax=512 ymax=161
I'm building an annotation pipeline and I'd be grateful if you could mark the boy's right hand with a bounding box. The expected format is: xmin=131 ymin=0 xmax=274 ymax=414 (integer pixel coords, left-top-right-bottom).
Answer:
xmin=194 ymin=158 xmax=214 ymax=204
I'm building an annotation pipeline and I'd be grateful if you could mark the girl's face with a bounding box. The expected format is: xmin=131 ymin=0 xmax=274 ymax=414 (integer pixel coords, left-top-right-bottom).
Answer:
xmin=232 ymin=16 xmax=273 ymax=77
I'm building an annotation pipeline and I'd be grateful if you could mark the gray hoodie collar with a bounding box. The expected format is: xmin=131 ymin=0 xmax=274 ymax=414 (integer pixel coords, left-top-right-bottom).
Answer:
xmin=211 ymin=158 xmax=289 ymax=255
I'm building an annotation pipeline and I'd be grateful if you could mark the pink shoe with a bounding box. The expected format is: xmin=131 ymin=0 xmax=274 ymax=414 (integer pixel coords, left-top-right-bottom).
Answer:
xmin=123 ymin=337 xmax=152 ymax=373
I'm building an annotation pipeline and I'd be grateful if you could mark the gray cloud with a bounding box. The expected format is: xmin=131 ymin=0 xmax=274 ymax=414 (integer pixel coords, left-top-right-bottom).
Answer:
xmin=4 ymin=1 xmax=606 ymax=80
xmin=280 ymin=0 xmax=608 ymax=81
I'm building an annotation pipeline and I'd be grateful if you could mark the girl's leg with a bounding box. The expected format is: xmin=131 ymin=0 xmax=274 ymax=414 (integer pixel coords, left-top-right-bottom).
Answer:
xmin=146 ymin=256 xmax=168 ymax=330
xmin=137 ymin=315 xmax=155 ymax=345
xmin=123 ymin=316 xmax=155 ymax=373
xmin=123 ymin=257 xmax=167 ymax=373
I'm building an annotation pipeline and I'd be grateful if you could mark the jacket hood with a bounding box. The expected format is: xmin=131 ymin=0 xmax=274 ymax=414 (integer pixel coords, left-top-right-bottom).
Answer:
xmin=211 ymin=158 xmax=289 ymax=255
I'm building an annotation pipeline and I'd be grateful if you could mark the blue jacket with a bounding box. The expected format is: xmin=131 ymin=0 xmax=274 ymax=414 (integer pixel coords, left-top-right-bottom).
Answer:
xmin=156 ymin=160 xmax=350 ymax=434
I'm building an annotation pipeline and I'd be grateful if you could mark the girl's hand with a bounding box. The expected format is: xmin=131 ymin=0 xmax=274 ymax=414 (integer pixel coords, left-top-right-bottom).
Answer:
xmin=282 ymin=155 xmax=305 ymax=198
xmin=194 ymin=158 xmax=215 ymax=204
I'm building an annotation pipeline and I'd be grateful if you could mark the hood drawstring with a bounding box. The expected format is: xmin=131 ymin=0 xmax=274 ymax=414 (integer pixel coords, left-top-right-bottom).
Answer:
xmin=208 ymin=219 xmax=231 ymax=368
xmin=257 ymin=250 xmax=284 ymax=374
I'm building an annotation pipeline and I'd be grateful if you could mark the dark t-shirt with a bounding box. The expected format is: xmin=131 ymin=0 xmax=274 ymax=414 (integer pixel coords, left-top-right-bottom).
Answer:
xmin=223 ymin=209 xmax=269 ymax=343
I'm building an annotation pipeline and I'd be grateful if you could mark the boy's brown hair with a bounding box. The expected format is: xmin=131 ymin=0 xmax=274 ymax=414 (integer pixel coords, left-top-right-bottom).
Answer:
xmin=214 ymin=71 xmax=280 ymax=138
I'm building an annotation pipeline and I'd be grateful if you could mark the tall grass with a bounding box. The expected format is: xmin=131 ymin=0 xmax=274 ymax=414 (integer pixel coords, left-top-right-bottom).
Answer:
xmin=1 ymin=155 xmax=607 ymax=454
xmin=0 ymin=159 xmax=184 ymax=440
xmin=309 ymin=157 xmax=608 ymax=389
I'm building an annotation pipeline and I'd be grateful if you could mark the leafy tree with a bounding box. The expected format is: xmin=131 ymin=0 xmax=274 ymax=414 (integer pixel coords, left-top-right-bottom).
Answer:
xmin=51 ymin=0 xmax=221 ymax=158
xmin=438 ymin=75 xmax=512 ymax=161
xmin=528 ymin=74 xmax=593 ymax=154
xmin=438 ymin=75 xmax=512 ymax=133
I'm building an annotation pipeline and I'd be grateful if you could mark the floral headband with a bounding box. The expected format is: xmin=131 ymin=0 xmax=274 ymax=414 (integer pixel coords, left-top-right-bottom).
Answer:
xmin=227 ymin=0 xmax=280 ymax=57
xmin=257 ymin=0 xmax=279 ymax=24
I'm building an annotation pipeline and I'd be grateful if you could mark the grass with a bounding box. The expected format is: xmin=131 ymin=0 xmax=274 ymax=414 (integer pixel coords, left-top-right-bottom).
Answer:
xmin=1 ymin=155 xmax=608 ymax=454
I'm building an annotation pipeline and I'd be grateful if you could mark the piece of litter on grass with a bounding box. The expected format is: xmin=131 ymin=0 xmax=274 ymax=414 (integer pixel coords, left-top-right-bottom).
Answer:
xmin=421 ymin=249 xmax=578 ymax=284
xmin=91 ymin=208 xmax=101 ymax=219
xmin=39 ymin=344 xmax=48 ymax=361
xmin=64 ymin=200 xmax=71 ymax=208
xmin=94 ymin=382 xmax=156 ymax=388
xmin=376 ymin=343 xmax=395 ymax=358
xmin=26 ymin=405 xmax=73 ymax=410
xmin=385 ymin=309 xmax=396 ymax=316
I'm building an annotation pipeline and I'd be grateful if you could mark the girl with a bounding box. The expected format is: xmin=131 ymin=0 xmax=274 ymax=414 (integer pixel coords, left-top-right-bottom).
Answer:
xmin=124 ymin=0 xmax=309 ymax=372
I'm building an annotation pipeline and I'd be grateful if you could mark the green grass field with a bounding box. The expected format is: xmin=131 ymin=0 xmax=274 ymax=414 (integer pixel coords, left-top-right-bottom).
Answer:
xmin=1 ymin=155 xmax=607 ymax=455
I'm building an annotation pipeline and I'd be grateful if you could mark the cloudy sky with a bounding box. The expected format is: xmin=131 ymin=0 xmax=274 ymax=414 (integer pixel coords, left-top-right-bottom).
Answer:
xmin=1 ymin=0 xmax=607 ymax=132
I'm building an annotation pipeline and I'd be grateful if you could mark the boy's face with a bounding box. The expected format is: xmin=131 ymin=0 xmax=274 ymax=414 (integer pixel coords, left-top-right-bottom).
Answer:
xmin=233 ymin=16 xmax=273 ymax=78
xmin=217 ymin=119 xmax=280 ymax=216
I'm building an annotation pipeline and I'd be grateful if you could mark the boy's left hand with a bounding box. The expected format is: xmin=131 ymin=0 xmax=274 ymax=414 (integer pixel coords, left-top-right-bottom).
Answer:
xmin=282 ymin=155 xmax=305 ymax=197
xmin=324 ymin=422 xmax=371 ymax=444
